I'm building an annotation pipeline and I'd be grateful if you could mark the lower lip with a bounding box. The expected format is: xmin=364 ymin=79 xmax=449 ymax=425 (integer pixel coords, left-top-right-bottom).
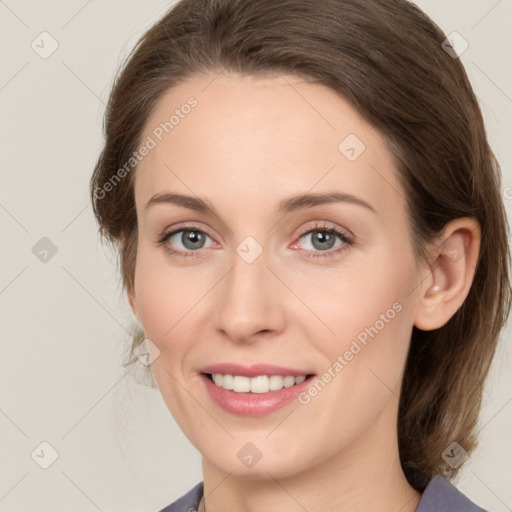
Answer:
xmin=201 ymin=373 xmax=315 ymax=417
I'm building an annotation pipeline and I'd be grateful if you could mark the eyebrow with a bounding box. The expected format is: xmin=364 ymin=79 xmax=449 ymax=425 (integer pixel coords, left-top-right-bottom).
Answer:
xmin=143 ymin=191 xmax=377 ymax=217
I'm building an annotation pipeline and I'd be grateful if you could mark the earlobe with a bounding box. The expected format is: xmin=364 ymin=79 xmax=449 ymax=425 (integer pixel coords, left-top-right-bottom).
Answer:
xmin=413 ymin=217 xmax=481 ymax=331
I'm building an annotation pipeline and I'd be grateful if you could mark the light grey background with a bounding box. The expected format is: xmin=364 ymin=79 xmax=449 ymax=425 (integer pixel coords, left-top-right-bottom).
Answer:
xmin=0 ymin=1 xmax=511 ymax=511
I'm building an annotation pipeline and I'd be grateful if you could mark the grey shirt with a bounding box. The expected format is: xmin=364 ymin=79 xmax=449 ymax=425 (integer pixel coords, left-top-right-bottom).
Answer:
xmin=158 ymin=475 xmax=487 ymax=512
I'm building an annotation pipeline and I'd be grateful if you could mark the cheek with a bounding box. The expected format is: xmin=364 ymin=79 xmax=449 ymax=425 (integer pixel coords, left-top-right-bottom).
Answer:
xmin=289 ymin=260 xmax=416 ymax=452
xmin=291 ymin=253 xmax=415 ymax=346
xmin=295 ymin=251 xmax=417 ymax=403
xmin=133 ymin=245 xmax=202 ymax=339
xmin=132 ymin=250 xmax=203 ymax=423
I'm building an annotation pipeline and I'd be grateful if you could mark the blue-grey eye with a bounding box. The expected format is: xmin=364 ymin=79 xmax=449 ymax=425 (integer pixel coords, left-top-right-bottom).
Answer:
xmin=300 ymin=230 xmax=342 ymax=251
xmin=169 ymin=229 xmax=212 ymax=251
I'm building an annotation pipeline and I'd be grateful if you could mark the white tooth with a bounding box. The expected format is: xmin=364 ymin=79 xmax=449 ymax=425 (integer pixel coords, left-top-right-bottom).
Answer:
xmin=283 ymin=376 xmax=295 ymax=388
xmin=211 ymin=373 xmax=308 ymax=392
xmin=233 ymin=375 xmax=251 ymax=392
xmin=269 ymin=375 xmax=285 ymax=391
xmin=222 ymin=374 xmax=234 ymax=390
xmin=250 ymin=375 xmax=270 ymax=393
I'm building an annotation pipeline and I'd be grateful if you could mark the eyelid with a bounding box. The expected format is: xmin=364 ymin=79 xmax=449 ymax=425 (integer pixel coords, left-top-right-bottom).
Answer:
xmin=295 ymin=220 xmax=354 ymax=241
xmin=159 ymin=221 xmax=214 ymax=240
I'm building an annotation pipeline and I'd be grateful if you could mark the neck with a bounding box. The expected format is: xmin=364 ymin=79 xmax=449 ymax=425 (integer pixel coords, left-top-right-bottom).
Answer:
xmin=200 ymin=399 xmax=422 ymax=512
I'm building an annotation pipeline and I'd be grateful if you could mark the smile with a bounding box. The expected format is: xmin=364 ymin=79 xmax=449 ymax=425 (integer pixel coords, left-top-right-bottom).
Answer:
xmin=209 ymin=373 xmax=308 ymax=393
xmin=200 ymin=372 xmax=316 ymax=417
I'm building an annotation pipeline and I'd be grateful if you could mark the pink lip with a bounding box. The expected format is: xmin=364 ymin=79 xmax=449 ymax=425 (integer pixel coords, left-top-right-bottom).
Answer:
xmin=201 ymin=374 xmax=315 ymax=417
xmin=200 ymin=363 xmax=311 ymax=377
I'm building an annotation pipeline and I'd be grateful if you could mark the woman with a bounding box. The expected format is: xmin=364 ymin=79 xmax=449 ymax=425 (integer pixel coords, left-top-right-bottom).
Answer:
xmin=90 ymin=0 xmax=511 ymax=510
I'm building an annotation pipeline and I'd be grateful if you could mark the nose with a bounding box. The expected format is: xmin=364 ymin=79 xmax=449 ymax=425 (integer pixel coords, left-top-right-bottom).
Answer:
xmin=214 ymin=243 xmax=287 ymax=344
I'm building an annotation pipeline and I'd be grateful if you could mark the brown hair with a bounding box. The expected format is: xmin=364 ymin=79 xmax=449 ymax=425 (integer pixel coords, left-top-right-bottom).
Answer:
xmin=90 ymin=0 xmax=511 ymax=492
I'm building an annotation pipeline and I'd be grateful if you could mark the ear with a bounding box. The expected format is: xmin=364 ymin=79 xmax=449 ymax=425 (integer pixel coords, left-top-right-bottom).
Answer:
xmin=413 ymin=217 xmax=481 ymax=331
xmin=119 ymin=230 xmax=140 ymax=322
xmin=127 ymin=283 xmax=139 ymax=321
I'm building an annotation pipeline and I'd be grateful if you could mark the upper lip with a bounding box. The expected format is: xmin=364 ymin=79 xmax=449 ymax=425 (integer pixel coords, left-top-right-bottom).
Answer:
xmin=200 ymin=363 xmax=314 ymax=377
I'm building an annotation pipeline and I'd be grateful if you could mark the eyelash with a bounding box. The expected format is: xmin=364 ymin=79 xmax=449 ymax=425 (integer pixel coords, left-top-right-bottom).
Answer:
xmin=155 ymin=222 xmax=354 ymax=260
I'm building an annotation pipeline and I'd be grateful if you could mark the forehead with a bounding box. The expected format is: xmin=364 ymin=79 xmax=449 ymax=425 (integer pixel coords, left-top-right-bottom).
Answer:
xmin=134 ymin=72 xmax=404 ymax=219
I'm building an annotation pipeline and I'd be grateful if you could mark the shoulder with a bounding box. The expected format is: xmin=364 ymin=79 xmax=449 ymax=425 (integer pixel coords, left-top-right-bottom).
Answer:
xmin=416 ymin=474 xmax=487 ymax=512
xmin=157 ymin=482 xmax=203 ymax=512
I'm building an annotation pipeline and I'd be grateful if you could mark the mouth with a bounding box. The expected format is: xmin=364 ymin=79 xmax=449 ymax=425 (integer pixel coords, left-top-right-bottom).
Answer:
xmin=198 ymin=363 xmax=317 ymax=416
xmin=199 ymin=368 xmax=317 ymax=417
xmin=203 ymin=372 xmax=315 ymax=393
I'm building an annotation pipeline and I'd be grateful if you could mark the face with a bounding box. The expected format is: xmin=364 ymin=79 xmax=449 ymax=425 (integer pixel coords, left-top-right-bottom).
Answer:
xmin=128 ymin=71 xmax=424 ymax=479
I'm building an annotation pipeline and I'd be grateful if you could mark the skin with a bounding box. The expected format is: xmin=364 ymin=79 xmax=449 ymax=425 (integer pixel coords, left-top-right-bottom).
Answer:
xmin=127 ymin=71 xmax=480 ymax=512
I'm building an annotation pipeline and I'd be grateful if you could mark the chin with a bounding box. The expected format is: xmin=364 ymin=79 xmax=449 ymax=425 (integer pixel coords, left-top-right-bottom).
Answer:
xmin=201 ymin=439 xmax=316 ymax=480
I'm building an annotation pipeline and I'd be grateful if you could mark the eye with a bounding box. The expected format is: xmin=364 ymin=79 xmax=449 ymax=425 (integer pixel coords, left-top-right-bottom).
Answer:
xmin=157 ymin=224 xmax=215 ymax=258
xmin=156 ymin=221 xmax=353 ymax=260
xmin=292 ymin=222 xmax=354 ymax=259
